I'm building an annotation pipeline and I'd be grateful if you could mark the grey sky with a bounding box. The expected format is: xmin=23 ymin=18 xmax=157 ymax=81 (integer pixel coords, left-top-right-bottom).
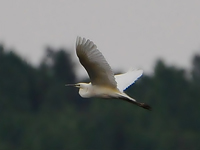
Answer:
xmin=0 ymin=0 xmax=200 ymax=78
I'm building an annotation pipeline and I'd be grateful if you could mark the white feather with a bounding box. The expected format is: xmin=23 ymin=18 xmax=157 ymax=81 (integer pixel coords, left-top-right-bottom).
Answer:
xmin=115 ymin=69 xmax=143 ymax=92
xmin=76 ymin=37 xmax=117 ymax=88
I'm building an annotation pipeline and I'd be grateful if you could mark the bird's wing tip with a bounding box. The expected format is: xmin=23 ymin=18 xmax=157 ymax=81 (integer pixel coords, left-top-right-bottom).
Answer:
xmin=76 ymin=36 xmax=81 ymax=40
xmin=76 ymin=36 xmax=86 ymax=47
xmin=76 ymin=36 xmax=80 ymax=46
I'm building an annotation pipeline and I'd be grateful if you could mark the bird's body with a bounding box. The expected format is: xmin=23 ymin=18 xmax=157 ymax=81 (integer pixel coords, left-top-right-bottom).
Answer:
xmin=78 ymin=83 xmax=119 ymax=98
xmin=66 ymin=37 xmax=151 ymax=110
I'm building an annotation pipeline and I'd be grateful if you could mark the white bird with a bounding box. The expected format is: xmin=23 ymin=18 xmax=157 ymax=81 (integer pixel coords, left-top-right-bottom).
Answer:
xmin=66 ymin=37 xmax=151 ymax=110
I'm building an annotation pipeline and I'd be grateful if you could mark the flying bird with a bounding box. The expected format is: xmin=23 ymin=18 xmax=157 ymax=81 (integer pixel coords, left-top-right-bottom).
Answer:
xmin=66 ymin=37 xmax=151 ymax=110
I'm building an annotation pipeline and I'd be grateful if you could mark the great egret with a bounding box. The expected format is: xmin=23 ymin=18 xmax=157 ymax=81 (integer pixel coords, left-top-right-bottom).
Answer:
xmin=66 ymin=37 xmax=151 ymax=110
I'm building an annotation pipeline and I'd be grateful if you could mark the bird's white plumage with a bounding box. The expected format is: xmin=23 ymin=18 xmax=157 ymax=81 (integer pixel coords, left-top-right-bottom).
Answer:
xmin=115 ymin=69 xmax=143 ymax=92
xmin=66 ymin=37 xmax=151 ymax=110
xmin=76 ymin=37 xmax=117 ymax=88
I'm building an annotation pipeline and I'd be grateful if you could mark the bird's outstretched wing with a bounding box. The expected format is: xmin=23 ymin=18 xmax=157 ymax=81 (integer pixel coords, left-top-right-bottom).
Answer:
xmin=76 ymin=37 xmax=117 ymax=88
xmin=115 ymin=69 xmax=143 ymax=92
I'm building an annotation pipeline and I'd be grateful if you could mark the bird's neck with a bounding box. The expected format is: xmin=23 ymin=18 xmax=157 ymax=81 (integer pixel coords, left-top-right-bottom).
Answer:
xmin=78 ymin=83 xmax=93 ymax=98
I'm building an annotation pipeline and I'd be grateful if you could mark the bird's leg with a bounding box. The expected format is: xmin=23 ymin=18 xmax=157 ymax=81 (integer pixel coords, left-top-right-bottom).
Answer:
xmin=136 ymin=102 xmax=152 ymax=110
xmin=118 ymin=95 xmax=152 ymax=111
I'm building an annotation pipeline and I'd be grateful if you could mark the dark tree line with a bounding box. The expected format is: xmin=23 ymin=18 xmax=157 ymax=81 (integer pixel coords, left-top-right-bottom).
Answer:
xmin=0 ymin=44 xmax=200 ymax=150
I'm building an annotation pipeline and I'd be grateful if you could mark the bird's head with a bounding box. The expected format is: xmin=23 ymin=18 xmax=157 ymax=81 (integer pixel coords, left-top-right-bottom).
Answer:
xmin=66 ymin=82 xmax=92 ymax=98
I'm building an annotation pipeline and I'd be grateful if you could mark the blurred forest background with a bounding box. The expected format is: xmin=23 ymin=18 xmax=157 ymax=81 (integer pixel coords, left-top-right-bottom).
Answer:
xmin=0 ymin=44 xmax=200 ymax=150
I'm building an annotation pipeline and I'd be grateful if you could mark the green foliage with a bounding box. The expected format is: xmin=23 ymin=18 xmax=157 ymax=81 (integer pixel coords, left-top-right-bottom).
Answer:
xmin=0 ymin=44 xmax=200 ymax=150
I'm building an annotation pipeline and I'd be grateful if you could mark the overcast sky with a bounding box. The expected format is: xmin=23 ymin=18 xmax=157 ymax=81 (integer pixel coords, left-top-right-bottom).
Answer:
xmin=0 ymin=0 xmax=200 ymax=78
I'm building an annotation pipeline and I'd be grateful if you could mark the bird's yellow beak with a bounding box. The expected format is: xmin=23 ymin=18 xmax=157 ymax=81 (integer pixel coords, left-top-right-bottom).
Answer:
xmin=65 ymin=84 xmax=80 ymax=88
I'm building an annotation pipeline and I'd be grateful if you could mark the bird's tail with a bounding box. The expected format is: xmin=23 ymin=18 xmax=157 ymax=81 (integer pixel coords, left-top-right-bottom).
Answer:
xmin=118 ymin=93 xmax=152 ymax=111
